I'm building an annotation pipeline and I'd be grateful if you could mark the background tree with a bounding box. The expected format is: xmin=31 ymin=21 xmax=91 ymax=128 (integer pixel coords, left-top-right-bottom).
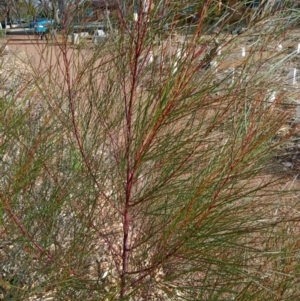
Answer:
xmin=0 ymin=0 xmax=15 ymax=27
xmin=14 ymin=0 xmax=36 ymax=20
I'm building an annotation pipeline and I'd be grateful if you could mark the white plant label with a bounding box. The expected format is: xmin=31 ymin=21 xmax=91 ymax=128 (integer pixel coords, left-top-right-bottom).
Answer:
xmin=288 ymin=68 xmax=297 ymax=85
xmin=296 ymin=105 xmax=300 ymax=121
xmin=270 ymin=91 xmax=276 ymax=104
xmin=73 ymin=33 xmax=79 ymax=45
xmin=148 ymin=51 xmax=154 ymax=64
xmin=211 ymin=61 xmax=218 ymax=72
xmin=241 ymin=47 xmax=246 ymax=57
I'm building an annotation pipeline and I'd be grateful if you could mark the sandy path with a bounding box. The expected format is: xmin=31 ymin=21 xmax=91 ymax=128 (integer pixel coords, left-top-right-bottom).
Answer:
xmin=5 ymin=34 xmax=97 ymax=84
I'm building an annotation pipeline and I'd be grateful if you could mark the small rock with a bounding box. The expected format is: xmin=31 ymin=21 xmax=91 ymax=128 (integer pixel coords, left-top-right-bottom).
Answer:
xmin=276 ymin=125 xmax=291 ymax=137
xmin=102 ymin=270 xmax=109 ymax=279
xmin=276 ymin=44 xmax=283 ymax=51
xmin=4 ymin=45 xmax=9 ymax=53
xmin=0 ymin=45 xmax=9 ymax=55
xmin=282 ymin=162 xmax=293 ymax=168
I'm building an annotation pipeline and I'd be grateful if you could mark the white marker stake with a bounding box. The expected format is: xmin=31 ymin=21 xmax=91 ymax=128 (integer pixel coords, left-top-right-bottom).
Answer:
xmin=296 ymin=105 xmax=300 ymax=122
xmin=148 ymin=51 xmax=154 ymax=64
xmin=241 ymin=47 xmax=246 ymax=57
xmin=172 ymin=50 xmax=180 ymax=74
xmin=173 ymin=49 xmax=185 ymax=74
xmin=176 ymin=48 xmax=186 ymax=60
xmin=266 ymin=91 xmax=276 ymax=107
xmin=277 ymin=44 xmax=283 ymax=51
xmin=297 ymin=43 xmax=300 ymax=54
xmin=173 ymin=63 xmax=178 ymax=74
xmin=72 ymin=33 xmax=79 ymax=45
xmin=134 ymin=12 xmax=138 ymax=22
xmin=288 ymin=68 xmax=297 ymax=85
xmin=211 ymin=61 xmax=218 ymax=73
xmin=270 ymin=91 xmax=276 ymax=103
xmin=293 ymin=68 xmax=297 ymax=85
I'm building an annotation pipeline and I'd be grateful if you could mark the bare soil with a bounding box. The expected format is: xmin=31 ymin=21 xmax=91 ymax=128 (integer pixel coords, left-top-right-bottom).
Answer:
xmin=4 ymin=32 xmax=300 ymax=181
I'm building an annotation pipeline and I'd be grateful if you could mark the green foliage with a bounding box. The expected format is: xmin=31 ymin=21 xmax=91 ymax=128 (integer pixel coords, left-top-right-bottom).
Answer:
xmin=0 ymin=1 xmax=300 ymax=300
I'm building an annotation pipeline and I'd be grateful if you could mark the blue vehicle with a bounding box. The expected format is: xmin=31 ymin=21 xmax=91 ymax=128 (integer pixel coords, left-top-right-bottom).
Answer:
xmin=34 ymin=19 xmax=54 ymax=34
xmin=30 ymin=18 xmax=47 ymax=28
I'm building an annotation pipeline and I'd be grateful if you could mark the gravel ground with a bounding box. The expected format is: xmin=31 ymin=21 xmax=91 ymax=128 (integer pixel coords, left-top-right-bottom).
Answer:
xmin=1 ymin=28 xmax=300 ymax=300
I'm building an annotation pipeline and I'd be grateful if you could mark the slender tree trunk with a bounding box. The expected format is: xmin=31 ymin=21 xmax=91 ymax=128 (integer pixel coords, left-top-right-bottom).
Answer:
xmin=52 ymin=1 xmax=60 ymax=25
xmin=6 ymin=7 xmax=11 ymax=29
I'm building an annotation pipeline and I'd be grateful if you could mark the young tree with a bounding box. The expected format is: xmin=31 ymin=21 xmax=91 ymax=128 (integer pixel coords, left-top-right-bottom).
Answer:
xmin=1 ymin=0 xmax=300 ymax=300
